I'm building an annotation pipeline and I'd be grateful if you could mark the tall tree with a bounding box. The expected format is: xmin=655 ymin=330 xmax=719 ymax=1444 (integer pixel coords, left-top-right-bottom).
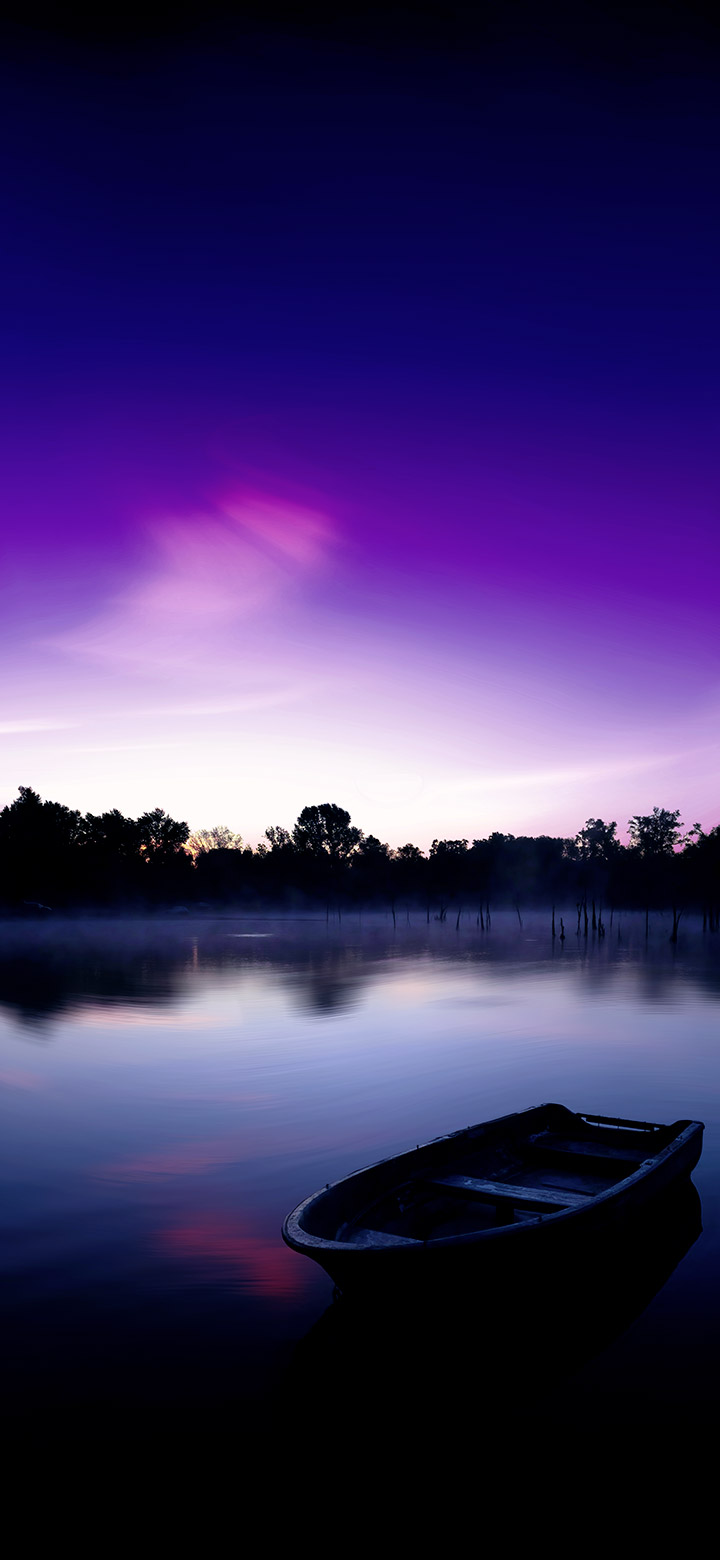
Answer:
xmin=292 ymin=804 xmax=362 ymax=862
xmin=628 ymin=807 xmax=684 ymax=937
xmin=264 ymin=825 xmax=294 ymax=854
xmin=82 ymin=809 xmax=142 ymax=858
xmin=0 ymin=786 xmax=83 ymax=901
xmin=137 ymin=808 xmax=189 ymax=863
xmin=187 ymin=825 xmax=243 ymax=856
xmin=355 ymin=834 xmax=390 ymax=861
xmin=574 ymin=818 xmax=620 ymax=864
xmin=628 ymin=808 xmax=682 ymax=857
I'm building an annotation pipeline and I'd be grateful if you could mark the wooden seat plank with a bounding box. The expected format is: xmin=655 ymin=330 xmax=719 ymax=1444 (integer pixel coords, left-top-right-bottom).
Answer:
xmin=427 ymin=1174 xmax=589 ymax=1209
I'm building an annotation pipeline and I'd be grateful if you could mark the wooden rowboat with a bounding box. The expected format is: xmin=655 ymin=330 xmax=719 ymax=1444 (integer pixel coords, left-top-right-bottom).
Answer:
xmin=282 ymin=1102 xmax=703 ymax=1291
xmin=284 ymin=1181 xmax=702 ymax=1427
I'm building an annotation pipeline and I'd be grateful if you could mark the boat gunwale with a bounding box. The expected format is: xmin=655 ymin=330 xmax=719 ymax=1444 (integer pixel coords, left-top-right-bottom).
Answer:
xmin=281 ymin=1104 xmax=704 ymax=1256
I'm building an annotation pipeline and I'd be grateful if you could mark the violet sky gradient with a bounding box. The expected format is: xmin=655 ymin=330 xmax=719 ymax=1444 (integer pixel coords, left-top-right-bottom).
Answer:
xmin=1 ymin=13 xmax=719 ymax=847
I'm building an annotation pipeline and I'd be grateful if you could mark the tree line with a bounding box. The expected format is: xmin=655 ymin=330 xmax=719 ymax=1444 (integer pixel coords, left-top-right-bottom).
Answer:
xmin=1 ymin=787 xmax=719 ymax=929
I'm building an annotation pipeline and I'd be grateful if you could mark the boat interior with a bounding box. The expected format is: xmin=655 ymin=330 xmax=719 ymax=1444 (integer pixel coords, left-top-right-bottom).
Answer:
xmin=331 ymin=1108 xmax=677 ymax=1245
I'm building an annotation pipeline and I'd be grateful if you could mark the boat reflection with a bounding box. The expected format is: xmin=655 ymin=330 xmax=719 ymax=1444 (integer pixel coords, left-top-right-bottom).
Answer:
xmin=281 ymin=1178 xmax=702 ymax=1434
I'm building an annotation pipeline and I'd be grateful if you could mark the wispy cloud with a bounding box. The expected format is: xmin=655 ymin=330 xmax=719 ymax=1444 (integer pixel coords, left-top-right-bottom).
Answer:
xmin=119 ymin=686 xmax=323 ymax=719
xmin=50 ymin=492 xmax=334 ymax=678
xmin=62 ymin=741 xmax=187 ymax=754
xmin=0 ymin=718 xmax=76 ymax=735
xmin=441 ymin=751 xmax=690 ymax=797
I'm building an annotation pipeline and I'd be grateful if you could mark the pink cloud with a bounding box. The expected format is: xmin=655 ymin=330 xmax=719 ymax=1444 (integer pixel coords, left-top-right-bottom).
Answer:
xmin=50 ymin=492 xmax=334 ymax=674
xmin=223 ymin=492 xmax=333 ymax=568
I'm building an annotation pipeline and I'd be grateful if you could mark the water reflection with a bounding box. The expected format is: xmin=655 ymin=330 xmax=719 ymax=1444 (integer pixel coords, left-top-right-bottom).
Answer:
xmin=1 ymin=913 xmax=720 ymax=1030
xmin=158 ymin=1214 xmax=309 ymax=1298
xmin=0 ymin=914 xmax=717 ymax=1446
xmin=282 ymin=1179 xmax=703 ymax=1436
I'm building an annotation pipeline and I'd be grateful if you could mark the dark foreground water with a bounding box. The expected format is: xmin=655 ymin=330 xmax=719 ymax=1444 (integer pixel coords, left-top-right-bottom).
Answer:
xmin=1 ymin=912 xmax=719 ymax=1483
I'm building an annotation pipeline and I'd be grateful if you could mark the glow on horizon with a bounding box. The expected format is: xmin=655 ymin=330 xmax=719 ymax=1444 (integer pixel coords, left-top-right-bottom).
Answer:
xmin=1 ymin=488 xmax=718 ymax=849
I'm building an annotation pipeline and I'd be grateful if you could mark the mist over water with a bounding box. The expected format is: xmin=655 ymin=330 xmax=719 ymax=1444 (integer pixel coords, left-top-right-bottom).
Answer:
xmin=1 ymin=913 xmax=719 ymax=1446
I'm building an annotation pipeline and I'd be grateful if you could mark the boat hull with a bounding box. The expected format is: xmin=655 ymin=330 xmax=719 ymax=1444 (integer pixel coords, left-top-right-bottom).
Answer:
xmin=282 ymin=1103 xmax=704 ymax=1293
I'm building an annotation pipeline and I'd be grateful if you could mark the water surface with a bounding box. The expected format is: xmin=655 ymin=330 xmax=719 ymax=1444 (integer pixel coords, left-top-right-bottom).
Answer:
xmin=1 ymin=913 xmax=718 ymax=1447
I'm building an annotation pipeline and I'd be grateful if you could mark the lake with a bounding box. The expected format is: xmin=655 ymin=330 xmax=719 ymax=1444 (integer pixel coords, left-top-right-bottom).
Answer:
xmin=1 ymin=912 xmax=719 ymax=1465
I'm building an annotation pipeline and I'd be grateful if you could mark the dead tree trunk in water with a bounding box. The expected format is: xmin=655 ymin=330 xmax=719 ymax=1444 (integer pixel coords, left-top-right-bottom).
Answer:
xmin=456 ymin=905 xmax=462 ymax=930
xmin=515 ymin=901 xmax=523 ymax=929
xmin=551 ymin=906 xmax=556 ymax=939
xmin=592 ymin=900 xmax=597 ymax=931
xmin=670 ymin=907 xmax=682 ymax=944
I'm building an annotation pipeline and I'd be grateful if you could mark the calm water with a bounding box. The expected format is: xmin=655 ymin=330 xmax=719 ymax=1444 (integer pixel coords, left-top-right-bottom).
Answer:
xmin=1 ymin=913 xmax=719 ymax=1451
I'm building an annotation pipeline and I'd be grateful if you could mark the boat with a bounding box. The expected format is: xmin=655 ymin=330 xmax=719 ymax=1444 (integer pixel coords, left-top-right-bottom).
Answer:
xmin=282 ymin=1102 xmax=704 ymax=1290
xmin=283 ymin=1180 xmax=702 ymax=1430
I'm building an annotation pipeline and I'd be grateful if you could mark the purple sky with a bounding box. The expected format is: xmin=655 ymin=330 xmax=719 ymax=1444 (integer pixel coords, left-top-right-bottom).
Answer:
xmin=1 ymin=14 xmax=718 ymax=846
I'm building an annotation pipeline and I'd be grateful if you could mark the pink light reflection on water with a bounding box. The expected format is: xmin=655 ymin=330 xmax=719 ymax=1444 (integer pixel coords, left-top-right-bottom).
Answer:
xmin=158 ymin=1214 xmax=310 ymax=1299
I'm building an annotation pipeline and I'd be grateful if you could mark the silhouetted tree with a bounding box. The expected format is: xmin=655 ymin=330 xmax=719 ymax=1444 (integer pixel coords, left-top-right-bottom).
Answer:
xmin=0 ymin=786 xmax=83 ymax=903
xmin=628 ymin=807 xmax=683 ymax=937
xmin=352 ymin=835 xmax=393 ymax=915
xmin=79 ymin=809 xmax=144 ymax=903
xmin=292 ymin=804 xmax=362 ymax=863
xmin=681 ymin=824 xmax=720 ymax=932
xmin=356 ymin=834 xmax=390 ymax=861
xmin=187 ymin=825 xmax=243 ymax=855
xmin=2 ymin=780 xmax=719 ymax=920
xmin=287 ymin=804 xmax=361 ymax=912
xmin=570 ymin=818 xmax=621 ymax=927
xmin=188 ymin=825 xmax=248 ymax=901
xmin=574 ymin=818 xmax=620 ymax=865
xmin=392 ymin=843 xmax=426 ymax=907
xmin=137 ymin=809 xmax=190 ymax=863
xmin=429 ymin=839 xmax=468 ymax=918
xmin=264 ymin=825 xmax=293 ymax=853
xmin=82 ymin=809 xmax=142 ymax=859
xmin=628 ymin=808 xmax=682 ymax=857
